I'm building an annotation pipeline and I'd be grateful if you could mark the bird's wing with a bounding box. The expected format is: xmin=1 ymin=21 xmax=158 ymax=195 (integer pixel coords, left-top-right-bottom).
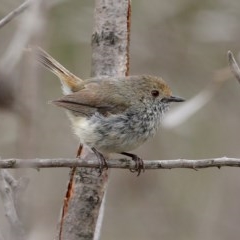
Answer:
xmin=51 ymin=79 xmax=131 ymax=117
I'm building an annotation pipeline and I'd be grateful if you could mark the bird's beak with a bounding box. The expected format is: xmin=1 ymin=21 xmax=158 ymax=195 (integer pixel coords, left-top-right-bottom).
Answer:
xmin=165 ymin=96 xmax=185 ymax=103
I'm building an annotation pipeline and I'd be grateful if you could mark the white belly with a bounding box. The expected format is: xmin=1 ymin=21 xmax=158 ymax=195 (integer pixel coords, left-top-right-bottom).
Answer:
xmin=66 ymin=107 xmax=163 ymax=154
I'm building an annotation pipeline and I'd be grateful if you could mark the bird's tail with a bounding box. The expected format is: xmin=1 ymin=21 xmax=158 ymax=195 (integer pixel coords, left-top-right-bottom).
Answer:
xmin=34 ymin=47 xmax=83 ymax=94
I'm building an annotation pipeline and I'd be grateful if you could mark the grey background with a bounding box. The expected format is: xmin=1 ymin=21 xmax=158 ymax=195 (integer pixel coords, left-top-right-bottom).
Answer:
xmin=1 ymin=0 xmax=240 ymax=239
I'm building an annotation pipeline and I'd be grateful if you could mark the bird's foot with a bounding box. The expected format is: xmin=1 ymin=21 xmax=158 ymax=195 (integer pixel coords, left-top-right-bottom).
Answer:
xmin=92 ymin=147 xmax=108 ymax=176
xmin=121 ymin=152 xmax=145 ymax=176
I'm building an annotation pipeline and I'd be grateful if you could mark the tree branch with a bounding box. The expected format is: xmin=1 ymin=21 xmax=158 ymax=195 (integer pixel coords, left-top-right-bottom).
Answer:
xmin=0 ymin=170 xmax=26 ymax=240
xmin=0 ymin=0 xmax=64 ymax=30
xmin=227 ymin=50 xmax=240 ymax=83
xmin=0 ymin=0 xmax=29 ymax=29
xmin=0 ymin=157 xmax=239 ymax=170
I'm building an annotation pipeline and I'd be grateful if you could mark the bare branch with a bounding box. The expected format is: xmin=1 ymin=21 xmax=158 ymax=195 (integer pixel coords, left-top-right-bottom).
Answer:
xmin=0 ymin=0 xmax=65 ymax=30
xmin=1 ymin=170 xmax=29 ymax=209
xmin=0 ymin=170 xmax=26 ymax=240
xmin=0 ymin=157 xmax=239 ymax=170
xmin=0 ymin=0 xmax=29 ymax=29
xmin=1 ymin=0 xmax=46 ymax=73
xmin=227 ymin=50 xmax=240 ymax=83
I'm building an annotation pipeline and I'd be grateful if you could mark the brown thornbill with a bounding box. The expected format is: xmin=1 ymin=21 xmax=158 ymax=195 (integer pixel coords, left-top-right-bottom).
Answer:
xmin=36 ymin=47 xmax=185 ymax=175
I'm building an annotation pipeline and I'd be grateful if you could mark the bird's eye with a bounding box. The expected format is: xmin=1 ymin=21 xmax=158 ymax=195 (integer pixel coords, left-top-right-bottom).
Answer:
xmin=151 ymin=90 xmax=159 ymax=97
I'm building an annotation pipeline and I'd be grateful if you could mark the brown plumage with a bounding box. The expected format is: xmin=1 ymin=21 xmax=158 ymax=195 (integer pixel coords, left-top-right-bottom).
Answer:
xmin=35 ymin=47 xmax=184 ymax=175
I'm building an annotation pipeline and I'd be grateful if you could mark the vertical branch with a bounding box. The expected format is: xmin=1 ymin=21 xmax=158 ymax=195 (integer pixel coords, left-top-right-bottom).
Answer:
xmin=91 ymin=0 xmax=130 ymax=77
xmin=56 ymin=0 xmax=131 ymax=240
xmin=227 ymin=50 xmax=240 ymax=83
xmin=0 ymin=170 xmax=27 ymax=240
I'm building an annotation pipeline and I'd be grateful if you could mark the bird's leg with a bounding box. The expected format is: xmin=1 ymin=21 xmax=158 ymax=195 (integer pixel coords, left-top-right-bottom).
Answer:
xmin=91 ymin=147 xmax=108 ymax=175
xmin=120 ymin=152 xmax=145 ymax=176
xmin=76 ymin=143 xmax=83 ymax=158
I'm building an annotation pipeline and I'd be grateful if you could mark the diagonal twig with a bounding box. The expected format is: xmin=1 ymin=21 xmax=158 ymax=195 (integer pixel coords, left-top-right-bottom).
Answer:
xmin=2 ymin=170 xmax=29 ymax=208
xmin=0 ymin=170 xmax=26 ymax=240
xmin=227 ymin=50 xmax=240 ymax=83
xmin=0 ymin=0 xmax=46 ymax=73
xmin=0 ymin=0 xmax=29 ymax=29
xmin=0 ymin=0 xmax=65 ymax=30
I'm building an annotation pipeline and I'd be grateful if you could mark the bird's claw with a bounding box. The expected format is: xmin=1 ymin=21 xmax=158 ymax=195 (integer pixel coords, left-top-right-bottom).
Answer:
xmin=130 ymin=155 xmax=145 ymax=176
xmin=121 ymin=152 xmax=145 ymax=176
xmin=92 ymin=148 xmax=108 ymax=176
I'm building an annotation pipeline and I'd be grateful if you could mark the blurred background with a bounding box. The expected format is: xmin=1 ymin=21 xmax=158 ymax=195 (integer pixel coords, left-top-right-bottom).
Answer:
xmin=1 ymin=0 xmax=240 ymax=239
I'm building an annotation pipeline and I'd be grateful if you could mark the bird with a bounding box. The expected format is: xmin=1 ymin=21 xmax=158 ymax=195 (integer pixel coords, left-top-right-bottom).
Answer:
xmin=35 ymin=47 xmax=184 ymax=175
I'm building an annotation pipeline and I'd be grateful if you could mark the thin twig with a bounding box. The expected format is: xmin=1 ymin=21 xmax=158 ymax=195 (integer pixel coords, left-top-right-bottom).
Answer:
xmin=0 ymin=170 xmax=26 ymax=240
xmin=0 ymin=0 xmax=46 ymax=73
xmin=0 ymin=0 xmax=29 ymax=29
xmin=0 ymin=157 xmax=239 ymax=170
xmin=0 ymin=0 xmax=64 ymax=30
xmin=227 ymin=50 xmax=240 ymax=83
xmin=2 ymin=170 xmax=29 ymax=209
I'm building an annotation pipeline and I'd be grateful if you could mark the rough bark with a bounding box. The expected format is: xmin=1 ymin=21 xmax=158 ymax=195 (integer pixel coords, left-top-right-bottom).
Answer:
xmin=56 ymin=0 xmax=131 ymax=240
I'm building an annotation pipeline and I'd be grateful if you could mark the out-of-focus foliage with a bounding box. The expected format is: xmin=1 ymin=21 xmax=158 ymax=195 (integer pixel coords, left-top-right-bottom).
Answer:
xmin=1 ymin=0 xmax=240 ymax=239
